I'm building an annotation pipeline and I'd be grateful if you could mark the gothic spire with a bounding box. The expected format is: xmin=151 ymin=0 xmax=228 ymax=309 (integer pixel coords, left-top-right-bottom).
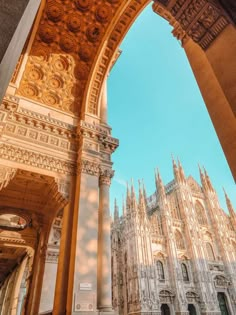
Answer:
xmin=130 ymin=179 xmax=137 ymax=211
xmin=114 ymin=198 xmax=119 ymax=222
xmin=126 ymin=182 xmax=131 ymax=212
xmin=155 ymin=168 xmax=165 ymax=198
xmin=122 ymin=195 xmax=126 ymax=217
xmin=223 ymin=188 xmax=235 ymax=217
xmin=138 ymin=180 xmax=146 ymax=213
xmin=172 ymin=155 xmax=181 ymax=183
xmin=177 ymin=157 xmax=186 ymax=183
xmin=203 ymin=167 xmax=214 ymax=192
xmin=142 ymin=179 xmax=147 ymax=201
xmin=199 ymin=164 xmax=208 ymax=192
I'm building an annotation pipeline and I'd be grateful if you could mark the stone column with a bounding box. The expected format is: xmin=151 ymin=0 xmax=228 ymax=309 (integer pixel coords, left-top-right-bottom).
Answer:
xmin=53 ymin=180 xmax=76 ymax=315
xmin=183 ymin=38 xmax=236 ymax=180
xmin=9 ymin=255 xmax=28 ymax=315
xmin=153 ymin=1 xmax=236 ymax=181
xmin=67 ymin=158 xmax=101 ymax=315
xmin=206 ymin=24 xmax=236 ymax=117
xmin=25 ymin=225 xmax=49 ymax=315
xmin=54 ymin=118 xmax=118 ymax=315
xmin=97 ymin=169 xmax=113 ymax=313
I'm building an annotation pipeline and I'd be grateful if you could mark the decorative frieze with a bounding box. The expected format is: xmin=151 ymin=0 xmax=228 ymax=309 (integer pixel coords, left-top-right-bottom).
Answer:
xmin=154 ymin=0 xmax=230 ymax=50
xmin=1 ymin=97 xmax=78 ymax=155
xmin=79 ymin=159 xmax=100 ymax=176
xmin=0 ymin=143 xmax=76 ymax=175
xmin=46 ymin=250 xmax=59 ymax=263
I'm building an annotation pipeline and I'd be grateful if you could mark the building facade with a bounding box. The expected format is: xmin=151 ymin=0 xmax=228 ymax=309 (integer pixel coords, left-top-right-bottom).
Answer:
xmin=111 ymin=160 xmax=236 ymax=315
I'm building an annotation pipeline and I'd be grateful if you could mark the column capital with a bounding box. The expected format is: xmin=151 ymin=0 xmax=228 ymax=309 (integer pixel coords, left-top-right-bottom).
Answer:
xmin=99 ymin=167 xmax=114 ymax=186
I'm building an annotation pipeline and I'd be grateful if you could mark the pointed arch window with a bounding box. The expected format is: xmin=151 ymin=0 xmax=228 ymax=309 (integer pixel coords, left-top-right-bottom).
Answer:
xmin=156 ymin=260 xmax=165 ymax=280
xmin=195 ymin=202 xmax=207 ymax=225
xmin=175 ymin=230 xmax=185 ymax=250
xmin=206 ymin=243 xmax=215 ymax=261
xmin=181 ymin=263 xmax=189 ymax=282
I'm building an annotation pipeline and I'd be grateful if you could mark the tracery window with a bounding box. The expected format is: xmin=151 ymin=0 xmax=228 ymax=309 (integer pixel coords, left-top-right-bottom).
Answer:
xmin=156 ymin=260 xmax=165 ymax=280
xmin=181 ymin=263 xmax=189 ymax=282
xmin=206 ymin=242 xmax=215 ymax=261
xmin=175 ymin=230 xmax=185 ymax=250
xmin=195 ymin=202 xmax=207 ymax=225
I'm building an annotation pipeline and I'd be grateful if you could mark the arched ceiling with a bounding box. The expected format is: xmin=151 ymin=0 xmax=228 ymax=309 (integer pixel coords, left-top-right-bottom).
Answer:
xmin=14 ymin=0 xmax=230 ymax=118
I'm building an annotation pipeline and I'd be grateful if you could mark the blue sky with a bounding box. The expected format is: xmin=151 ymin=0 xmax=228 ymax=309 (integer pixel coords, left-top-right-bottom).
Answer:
xmin=108 ymin=4 xmax=236 ymax=214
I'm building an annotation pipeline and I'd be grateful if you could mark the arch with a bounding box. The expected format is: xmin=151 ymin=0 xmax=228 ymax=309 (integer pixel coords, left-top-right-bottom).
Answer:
xmin=195 ymin=202 xmax=207 ymax=225
xmin=206 ymin=242 xmax=215 ymax=261
xmin=186 ymin=291 xmax=200 ymax=304
xmin=217 ymin=292 xmax=230 ymax=315
xmin=161 ymin=304 xmax=171 ymax=315
xmin=188 ymin=304 xmax=197 ymax=315
xmin=156 ymin=260 xmax=165 ymax=280
xmin=83 ymin=0 xmax=236 ymax=181
xmin=159 ymin=290 xmax=175 ymax=304
xmin=180 ymin=254 xmax=190 ymax=261
xmin=214 ymin=275 xmax=230 ymax=288
xmin=181 ymin=263 xmax=189 ymax=282
xmin=175 ymin=230 xmax=185 ymax=250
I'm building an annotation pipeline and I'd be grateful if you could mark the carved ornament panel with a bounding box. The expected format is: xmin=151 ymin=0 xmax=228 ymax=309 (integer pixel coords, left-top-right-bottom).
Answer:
xmin=16 ymin=0 xmax=120 ymax=115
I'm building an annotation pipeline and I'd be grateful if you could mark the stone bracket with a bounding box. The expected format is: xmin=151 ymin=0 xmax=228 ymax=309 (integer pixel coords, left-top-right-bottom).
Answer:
xmin=0 ymin=164 xmax=17 ymax=191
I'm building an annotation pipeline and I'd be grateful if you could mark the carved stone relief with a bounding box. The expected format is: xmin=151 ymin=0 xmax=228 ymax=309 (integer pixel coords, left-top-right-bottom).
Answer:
xmin=0 ymin=165 xmax=17 ymax=191
xmin=16 ymin=0 xmax=120 ymax=115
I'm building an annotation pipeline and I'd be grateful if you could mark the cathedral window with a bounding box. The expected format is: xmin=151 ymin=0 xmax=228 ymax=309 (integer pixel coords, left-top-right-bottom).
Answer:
xmin=181 ymin=263 xmax=189 ymax=282
xmin=206 ymin=243 xmax=215 ymax=261
xmin=195 ymin=202 xmax=207 ymax=225
xmin=175 ymin=230 xmax=185 ymax=250
xmin=156 ymin=260 xmax=165 ymax=280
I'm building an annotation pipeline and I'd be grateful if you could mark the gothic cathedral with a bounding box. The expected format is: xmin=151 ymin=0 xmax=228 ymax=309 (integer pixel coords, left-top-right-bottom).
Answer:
xmin=111 ymin=160 xmax=236 ymax=315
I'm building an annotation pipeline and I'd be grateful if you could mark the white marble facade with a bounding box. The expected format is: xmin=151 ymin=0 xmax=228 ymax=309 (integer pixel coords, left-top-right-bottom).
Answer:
xmin=111 ymin=160 xmax=236 ymax=315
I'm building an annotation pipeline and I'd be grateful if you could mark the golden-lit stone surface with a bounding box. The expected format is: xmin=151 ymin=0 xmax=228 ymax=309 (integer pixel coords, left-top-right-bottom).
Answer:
xmin=16 ymin=0 xmax=121 ymax=115
xmin=0 ymin=1 xmax=235 ymax=314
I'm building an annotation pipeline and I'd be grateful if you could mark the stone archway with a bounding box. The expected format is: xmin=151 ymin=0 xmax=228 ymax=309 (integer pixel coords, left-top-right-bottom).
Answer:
xmin=188 ymin=304 xmax=197 ymax=315
xmin=83 ymin=0 xmax=236 ymax=180
xmin=0 ymin=1 xmax=235 ymax=315
xmin=0 ymin=166 xmax=69 ymax=315
xmin=161 ymin=303 xmax=171 ymax=315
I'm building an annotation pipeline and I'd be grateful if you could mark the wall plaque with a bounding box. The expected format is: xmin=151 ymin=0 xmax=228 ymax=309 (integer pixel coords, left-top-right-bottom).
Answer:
xmin=80 ymin=283 xmax=92 ymax=291
xmin=74 ymin=291 xmax=95 ymax=312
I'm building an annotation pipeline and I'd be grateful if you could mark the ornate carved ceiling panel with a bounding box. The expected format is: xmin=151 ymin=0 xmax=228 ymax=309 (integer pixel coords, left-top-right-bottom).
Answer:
xmin=16 ymin=0 xmax=121 ymax=115
xmin=14 ymin=0 xmax=231 ymax=117
xmin=0 ymin=169 xmax=69 ymax=220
